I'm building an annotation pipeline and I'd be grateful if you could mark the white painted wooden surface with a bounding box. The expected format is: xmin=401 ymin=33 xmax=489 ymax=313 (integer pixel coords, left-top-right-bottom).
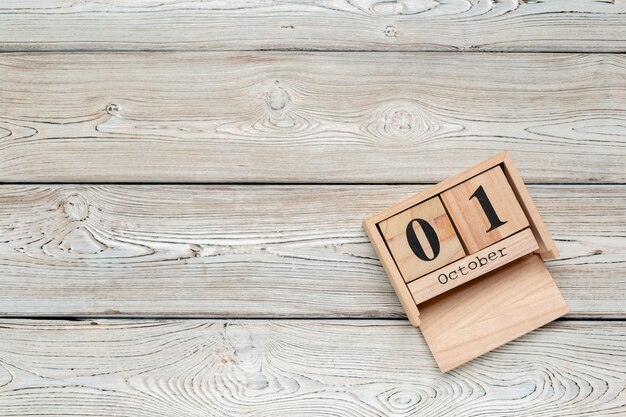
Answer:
xmin=0 ymin=320 xmax=623 ymax=416
xmin=1 ymin=53 xmax=625 ymax=183
xmin=0 ymin=185 xmax=623 ymax=318
xmin=1 ymin=0 xmax=625 ymax=52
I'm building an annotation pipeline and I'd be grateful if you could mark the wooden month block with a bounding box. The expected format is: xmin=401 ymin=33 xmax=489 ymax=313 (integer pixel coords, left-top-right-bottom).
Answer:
xmin=440 ymin=166 xmax=529 ymax=254
xmin=378 ymin=197 xmax=465 ymax=283
xmin=408 ymin=228 xmax=538 ymax=305
xmin=418 ymin=254 xmax=568 ymax=372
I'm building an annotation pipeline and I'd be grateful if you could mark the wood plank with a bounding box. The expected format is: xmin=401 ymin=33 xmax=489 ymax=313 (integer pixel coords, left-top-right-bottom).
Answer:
xmin=1 ymin=1 xmax=625 ymax=52
xmin=0 ymin=184 xmax=623 ymax=318
xmin=1 ymin=52 xmax=625 ymax=183
xmin=0 ymin=319 xmax=623 ymax=416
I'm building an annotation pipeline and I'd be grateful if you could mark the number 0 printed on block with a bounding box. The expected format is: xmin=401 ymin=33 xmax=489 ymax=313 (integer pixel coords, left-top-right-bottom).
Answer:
xmin=378 ymin=197 xmax=466 ymax=282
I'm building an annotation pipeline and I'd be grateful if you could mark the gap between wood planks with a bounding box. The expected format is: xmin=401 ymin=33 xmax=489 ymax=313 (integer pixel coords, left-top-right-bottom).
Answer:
xmin=0 ymin=317 xmax=621 ymax=322
xmin=0 ymin=182 xmax=623 ymax=186
xmin=1 ymin=49 xmax=626 ymax=54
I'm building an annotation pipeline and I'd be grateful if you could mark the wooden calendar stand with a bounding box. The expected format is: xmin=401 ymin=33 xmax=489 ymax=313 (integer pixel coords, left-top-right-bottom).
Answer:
xmin=363 ymin=152 xmax=568 ymax=372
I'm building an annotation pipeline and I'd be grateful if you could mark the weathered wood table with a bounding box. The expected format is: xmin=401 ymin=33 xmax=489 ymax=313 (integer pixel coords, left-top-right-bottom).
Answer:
xmin=0 ymin=2 xmax=624 ymax=415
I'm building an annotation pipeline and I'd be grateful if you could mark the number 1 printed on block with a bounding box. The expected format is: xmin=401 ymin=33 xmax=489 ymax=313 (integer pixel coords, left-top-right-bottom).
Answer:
xmin=441 ymin=166 xmax=529 ymax=253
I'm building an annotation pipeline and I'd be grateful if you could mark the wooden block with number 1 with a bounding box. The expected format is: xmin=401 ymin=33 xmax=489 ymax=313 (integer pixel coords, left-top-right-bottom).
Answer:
xmin=441 ymin=166 xmax=529 ymax=253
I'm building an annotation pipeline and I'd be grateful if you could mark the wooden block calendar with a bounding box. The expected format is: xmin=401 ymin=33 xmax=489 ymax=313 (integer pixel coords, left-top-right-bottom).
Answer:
xmin=363 ymin=152 xmax=568 ymax=372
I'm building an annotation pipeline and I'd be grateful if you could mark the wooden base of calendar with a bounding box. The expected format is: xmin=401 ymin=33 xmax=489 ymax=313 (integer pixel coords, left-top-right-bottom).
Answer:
xmin=418 ymin=254 xmax=568 ymax=372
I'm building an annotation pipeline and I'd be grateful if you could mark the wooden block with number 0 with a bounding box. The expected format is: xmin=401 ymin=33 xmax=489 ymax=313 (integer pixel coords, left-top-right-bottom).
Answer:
xmin=363 ymin=151 xmax=567 ymax=372
xmin=378 ymin=197 xmax=465 ymax=282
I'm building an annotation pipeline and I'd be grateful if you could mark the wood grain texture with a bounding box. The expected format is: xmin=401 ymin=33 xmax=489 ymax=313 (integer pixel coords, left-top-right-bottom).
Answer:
xmin=0 ymin=184 xmax=623 ymax=318
xmin=419 ymin=254 xmax=568 ymax=372
xmin=1 ymin=52 xmax=625 ymax=183
xmin=1 ymin=1 xmax=625 ymax=52
xmin=0 ymin=319 xmax=623 ymax=416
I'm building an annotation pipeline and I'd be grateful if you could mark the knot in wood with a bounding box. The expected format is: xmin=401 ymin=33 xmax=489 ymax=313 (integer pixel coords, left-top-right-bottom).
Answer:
xmin=369 ymin=0 xmax=438 ymax=16
xmin=266 ymin=84 xmax=290 ymax=111
xmin=105 ymin=103 xmax=119 ymax=114
xmin=383 ymin=388 xmax=421 ymax=413
xmin=384 ymin=25 xmax=398 ymax=37
xmin=63 ymin=193 xmax=89 ymax=221
xmin=385 ymin=109 xmax=415 ymax=135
